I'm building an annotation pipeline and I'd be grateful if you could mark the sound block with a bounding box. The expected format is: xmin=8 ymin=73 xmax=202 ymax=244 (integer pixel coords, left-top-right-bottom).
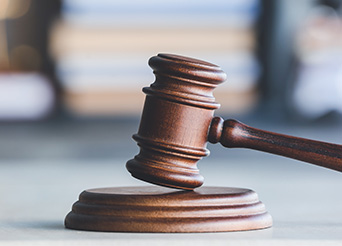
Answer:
xmin=65 ymin=186 xmax=272 ymax=233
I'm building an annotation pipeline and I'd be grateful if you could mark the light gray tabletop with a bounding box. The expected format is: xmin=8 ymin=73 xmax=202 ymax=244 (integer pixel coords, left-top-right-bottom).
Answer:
xmin=0 ymin=120 xmax=341 ymax=245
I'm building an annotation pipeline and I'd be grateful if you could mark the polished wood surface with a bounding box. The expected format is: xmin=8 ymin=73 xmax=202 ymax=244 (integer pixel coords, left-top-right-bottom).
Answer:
xmin=65 ymin=186 xmax=272 ymax=232
xmin=126 ymin=54 xmax=226 ymax=190
xmin=66 ymin=53 xmax=340 ymax=233
xmin=209 ymin=117 xmax=342 ymax=172
xmin=127 ymin=53 xmax=342 ymax=190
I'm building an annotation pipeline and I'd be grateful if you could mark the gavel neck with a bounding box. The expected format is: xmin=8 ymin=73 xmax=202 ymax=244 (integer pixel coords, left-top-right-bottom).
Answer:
xmin=208 ymin=117 xmax=249 ymax=148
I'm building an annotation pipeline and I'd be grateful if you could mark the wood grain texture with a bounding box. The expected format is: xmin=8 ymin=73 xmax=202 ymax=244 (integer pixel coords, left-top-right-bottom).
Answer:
xmin=208 ymin=117 xmax=342 ymax=172
xmin=127 ymin=53 xmax=342 ymax=190
xmin=65 ymin=186 xmax=272 ymax=233
xmin=126 ymin=53 xmax=226 ymax=190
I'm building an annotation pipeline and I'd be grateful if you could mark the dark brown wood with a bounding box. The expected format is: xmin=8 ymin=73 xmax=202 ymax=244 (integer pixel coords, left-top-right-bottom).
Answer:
xmin=126 ymin=53 xmax=342 ymax=190
xmin=65 ymin=186 xmax=272 ymax=232
xmin=126 ymin=54 xmax=226 ymax=190
xmin=209 ymin=117 xmax=342 ymax=172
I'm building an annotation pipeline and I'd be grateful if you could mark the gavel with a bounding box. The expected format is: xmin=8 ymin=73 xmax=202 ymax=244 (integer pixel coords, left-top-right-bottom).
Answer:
xmin=126 ymin=53 xmax=342 ymax=190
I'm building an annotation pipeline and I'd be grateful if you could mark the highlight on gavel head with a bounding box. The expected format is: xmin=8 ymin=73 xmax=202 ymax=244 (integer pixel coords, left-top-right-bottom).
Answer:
xmin=126 ymin=53 xmax=227 ymax=190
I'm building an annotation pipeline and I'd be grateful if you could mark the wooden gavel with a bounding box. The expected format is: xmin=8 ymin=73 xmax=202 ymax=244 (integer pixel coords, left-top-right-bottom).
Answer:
xmin=126 ymin=53 xmax=342 ymax=190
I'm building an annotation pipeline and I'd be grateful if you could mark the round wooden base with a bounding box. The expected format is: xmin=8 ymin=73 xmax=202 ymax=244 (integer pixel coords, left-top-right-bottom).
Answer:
xmin=65 ymin=186 xmax=272 ymax=233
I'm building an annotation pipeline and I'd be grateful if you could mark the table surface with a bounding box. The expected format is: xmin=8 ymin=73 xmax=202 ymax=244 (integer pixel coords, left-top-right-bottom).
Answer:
xmin=0 ymin=120 xmax=341 ymax=245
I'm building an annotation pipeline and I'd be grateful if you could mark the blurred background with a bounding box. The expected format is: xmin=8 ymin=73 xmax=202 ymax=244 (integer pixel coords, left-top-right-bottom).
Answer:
xmin=0 ymin=0 xmax=341 ymax=161
xmin=1 ymin=1 xmax=342 ymax=240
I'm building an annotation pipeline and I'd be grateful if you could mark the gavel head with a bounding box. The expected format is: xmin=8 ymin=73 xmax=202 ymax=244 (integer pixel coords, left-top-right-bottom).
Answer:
xmin=126 ymin=54 xmax=226 ymax=190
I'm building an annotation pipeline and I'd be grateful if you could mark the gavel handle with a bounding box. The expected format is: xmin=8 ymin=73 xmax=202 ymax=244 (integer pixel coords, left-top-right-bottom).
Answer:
xmin=208 ymin=117 xmax=342 ymax=172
